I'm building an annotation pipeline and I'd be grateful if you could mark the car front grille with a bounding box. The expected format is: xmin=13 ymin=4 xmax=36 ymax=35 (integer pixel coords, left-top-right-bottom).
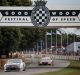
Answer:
xmin=42 ymin=62 xmax=48 ymax=65
xmin=6 ymin=65 xmax=20 ymax=71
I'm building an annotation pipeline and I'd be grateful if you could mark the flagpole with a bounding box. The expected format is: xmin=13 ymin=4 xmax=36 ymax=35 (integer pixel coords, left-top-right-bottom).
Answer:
xmin=37 ymin=40 xmax=39 ymax=54
xmin=51 ymin=29 xmax=53 ymax=54
xmin=61 ymin=33 xmax=62 ymax=51
xmin=74 ymin=34 xmax=75 ymax=43
xmin=41 ymin=40 xmax=43 ymax=52
xmin=33 ymin=48 xmax=34 ymax=54
xmin=45 ymin=31 xmax=47 ymax=55
xmin=67 ymin=33 xmax=68 ymax=51
xmin=56 ymin=29 xmax=57 ymax=54
xmin=73 ymin=34 xmax=76 ymax=56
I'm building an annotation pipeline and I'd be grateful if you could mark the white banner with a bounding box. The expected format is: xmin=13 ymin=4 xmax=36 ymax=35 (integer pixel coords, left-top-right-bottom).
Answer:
xmin=0 ymin=7 xmax=80 ymax=27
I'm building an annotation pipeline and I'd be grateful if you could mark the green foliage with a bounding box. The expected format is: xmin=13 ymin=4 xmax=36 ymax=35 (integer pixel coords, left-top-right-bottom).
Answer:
xmin=19 ymin=28 xmax=46 ymax=50
xmin=0 ymin=28 xmax=22 ymax=58
xmin=0 ymin=27 xmax=46 ymax=56
xmin=0 ymin=0 xmax=32 ymax=6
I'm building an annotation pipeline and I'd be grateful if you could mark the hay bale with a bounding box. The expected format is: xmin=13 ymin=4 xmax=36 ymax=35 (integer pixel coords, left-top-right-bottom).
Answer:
xmin=0 ymin=59 xmax=7 ymax=69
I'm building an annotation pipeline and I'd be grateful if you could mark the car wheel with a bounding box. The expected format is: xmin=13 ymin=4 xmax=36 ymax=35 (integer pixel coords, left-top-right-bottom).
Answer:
xmin=23 ymin=69 xmax=25 ymax=71
xmin=4 ymin=70 xmax=7 ymax=72
xmin=23 ymin=67 xmax=26 ymax=71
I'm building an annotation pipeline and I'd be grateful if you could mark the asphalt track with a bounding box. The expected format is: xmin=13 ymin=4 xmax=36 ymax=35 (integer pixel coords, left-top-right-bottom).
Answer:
xmin=0 ymin=60 xmax=70 ymax=75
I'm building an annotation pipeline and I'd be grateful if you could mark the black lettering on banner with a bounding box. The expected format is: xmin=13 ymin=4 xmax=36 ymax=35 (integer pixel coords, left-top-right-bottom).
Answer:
xmin=0 ymin=10 xmax=32 ymax=16
xmin=50 ymin=10 xmax=79 ymax=16
xmin=0 ymin=10 xmax=80 ymax=16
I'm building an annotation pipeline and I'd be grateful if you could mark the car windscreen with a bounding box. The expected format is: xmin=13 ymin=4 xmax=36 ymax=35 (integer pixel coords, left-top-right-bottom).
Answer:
xmin=8 ymin=59 xmax=21 ymax=63
xmin=41 ymin=58 xmax=51 ymax=60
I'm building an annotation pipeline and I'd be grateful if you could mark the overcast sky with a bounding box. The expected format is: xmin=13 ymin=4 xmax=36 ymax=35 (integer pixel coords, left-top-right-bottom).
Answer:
xmin=32 ymin=0 xmax=80 ymax=7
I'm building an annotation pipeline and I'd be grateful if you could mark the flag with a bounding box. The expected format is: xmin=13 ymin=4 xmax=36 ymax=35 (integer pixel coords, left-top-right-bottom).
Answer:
xmin=52 ymin=32 xmax=56 ymax=35
xmin=75 ymin=30 xmax=80 ymax=36
xmin=56 ymin=31 xmax=62 ymax=35
xmin=46 ymin=32 xmax=52 ymax=35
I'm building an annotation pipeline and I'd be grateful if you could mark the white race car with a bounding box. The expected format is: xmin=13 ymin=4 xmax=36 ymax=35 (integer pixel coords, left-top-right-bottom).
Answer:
xmin=4 ymin=59 xmax=26 ymax=72
xmin=39 ymin=57 xmax=53 ymax=65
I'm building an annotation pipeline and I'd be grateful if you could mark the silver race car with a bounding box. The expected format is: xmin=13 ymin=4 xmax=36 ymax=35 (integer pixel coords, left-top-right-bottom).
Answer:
xmin=4 ymin=59 xmax=26 ymax=72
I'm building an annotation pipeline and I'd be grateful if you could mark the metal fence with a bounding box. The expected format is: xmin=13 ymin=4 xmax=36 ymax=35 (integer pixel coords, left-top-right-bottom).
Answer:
xmin=50 ymin=55 xmax=80 ymax=61
xmin=23 ymin=53 xmax=80 ymax=61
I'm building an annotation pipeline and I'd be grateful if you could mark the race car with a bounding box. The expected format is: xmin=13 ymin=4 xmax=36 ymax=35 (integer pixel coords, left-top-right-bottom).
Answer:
xmin=39 ymin=57 xmax=53 ymax=65
xmin=4 ymin=59 xmax=26 ymax=72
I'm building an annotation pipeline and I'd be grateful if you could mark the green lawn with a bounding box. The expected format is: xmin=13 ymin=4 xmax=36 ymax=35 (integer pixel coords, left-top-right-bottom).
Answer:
xmin=33 ymin=61 xmax=80 ymax=75
xmin=68 ymin=61 xmax=80 ymax=68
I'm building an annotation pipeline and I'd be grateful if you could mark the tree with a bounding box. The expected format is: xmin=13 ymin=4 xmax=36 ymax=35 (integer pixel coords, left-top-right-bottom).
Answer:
xmin=0 ymin=0 xmax=32 ymax=6
xmin=19 ymin=28 xmax=46 ymax=51
xmin=0 ymin=28 xmax=22 ymax=58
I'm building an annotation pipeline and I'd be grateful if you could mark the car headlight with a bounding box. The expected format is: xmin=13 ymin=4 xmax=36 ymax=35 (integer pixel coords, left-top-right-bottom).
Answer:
xmin=20 ymin=64 xmax=23 ymax=69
